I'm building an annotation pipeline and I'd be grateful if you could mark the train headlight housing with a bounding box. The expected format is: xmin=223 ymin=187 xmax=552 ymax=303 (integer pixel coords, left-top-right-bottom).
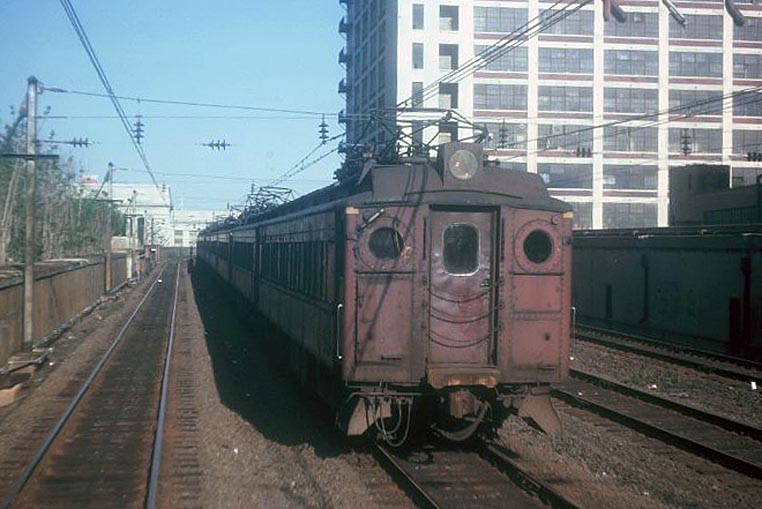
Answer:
xmin=448 ymin=149 xmax=479 ymax=180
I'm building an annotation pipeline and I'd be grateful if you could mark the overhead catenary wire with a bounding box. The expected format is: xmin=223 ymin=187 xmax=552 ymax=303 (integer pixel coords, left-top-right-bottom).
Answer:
xmin=397 ymin=0 xmax=587 ymax=108
xmin=57 ymin=0 xmax=168 ymax=206
xmin=42 ymin=87 xmax=334 ymax=117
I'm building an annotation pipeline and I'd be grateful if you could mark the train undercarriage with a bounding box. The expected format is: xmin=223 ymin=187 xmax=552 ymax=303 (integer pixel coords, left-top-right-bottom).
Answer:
xmin=338 ymin=382 xmax=561 ymax=446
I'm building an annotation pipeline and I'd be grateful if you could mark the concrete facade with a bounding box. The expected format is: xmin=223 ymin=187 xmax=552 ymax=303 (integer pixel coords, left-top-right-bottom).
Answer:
xmin=339 ymin=0 xmax=762 ymax=229
xmin=81 ymin=180 xmax=225 ymax=247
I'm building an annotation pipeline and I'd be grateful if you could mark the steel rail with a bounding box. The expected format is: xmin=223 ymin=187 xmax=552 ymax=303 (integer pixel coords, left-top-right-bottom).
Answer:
xmin=479 ymin=442 xmax=584 ymax=509
xmin=554 ymin=373 xmax=762 ymax=480
xmin=374 ymin=441 xmax=584 ymax=509
xmin=373 ymin=444 xmax=440 ymax=509
xmin=576 ymin=325 xmax=762 ymax=378
xmin=569 ymin=368 xmax=762 ymax=442
xmin=145 ymin=262 xmax=182 ymax=508
xmin=0 ymin=263 xmax=168 ymax=509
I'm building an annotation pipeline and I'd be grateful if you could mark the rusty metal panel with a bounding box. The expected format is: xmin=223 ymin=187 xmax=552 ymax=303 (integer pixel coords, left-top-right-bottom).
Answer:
xmin=513 ymin=275 xmax=563 ymax=311
xmin=501 ymin=208 xmax=572 ymax=383
xmin=352 ymin=272 xmax=413 ymax=382
xmin=428 ymin=210 xmax=496 ymax=366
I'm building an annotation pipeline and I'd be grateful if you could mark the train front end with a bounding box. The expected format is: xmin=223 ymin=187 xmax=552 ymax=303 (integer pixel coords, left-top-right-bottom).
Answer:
xmin=338 ymin=142 xmax=573 ymax=443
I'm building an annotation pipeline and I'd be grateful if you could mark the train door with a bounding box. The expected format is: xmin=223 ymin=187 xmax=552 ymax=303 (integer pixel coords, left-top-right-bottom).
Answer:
xmin=429 ymin=209 xmax=497 ymax=365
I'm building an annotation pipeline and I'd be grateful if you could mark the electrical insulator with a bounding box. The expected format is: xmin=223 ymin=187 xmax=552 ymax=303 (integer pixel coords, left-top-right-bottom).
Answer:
xmin=133 ymin=115 xmax=145 ymax=145
xmin=319 ymin=115 xmax=329 ymax=144
xmin=680 ymin=128 xmax=693 ymax=156
xmin=498 ymin=121 xmax=508 ymax=149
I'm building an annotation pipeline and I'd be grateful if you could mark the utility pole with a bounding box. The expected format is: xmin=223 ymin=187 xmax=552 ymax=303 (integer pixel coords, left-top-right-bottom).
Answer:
xmin=104 ymin=162 xmax=114 ymax=292
xmin=23 ymin=76 xmax=39 ymax=347
xmin=131 ymin=190 xmax=138 ymax=280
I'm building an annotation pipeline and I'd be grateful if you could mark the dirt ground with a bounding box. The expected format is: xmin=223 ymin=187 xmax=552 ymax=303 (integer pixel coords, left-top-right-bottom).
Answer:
xmin=157 ymin=266 xmax=412 ymax=509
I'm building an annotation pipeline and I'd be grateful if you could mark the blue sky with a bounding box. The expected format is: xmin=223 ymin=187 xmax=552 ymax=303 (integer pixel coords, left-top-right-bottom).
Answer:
xmin=0 ymin=0 xmax=345 ymax=211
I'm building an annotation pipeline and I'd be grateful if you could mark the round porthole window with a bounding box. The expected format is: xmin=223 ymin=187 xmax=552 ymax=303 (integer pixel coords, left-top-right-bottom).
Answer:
xmin=369 ymin=227 xmax=404 ymax=260
xmin=523 ymin=230 xmax=553 ymax=264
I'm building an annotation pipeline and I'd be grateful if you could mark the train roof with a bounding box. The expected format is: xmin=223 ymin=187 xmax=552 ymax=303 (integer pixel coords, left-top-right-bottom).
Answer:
xmin=202 ymin=143 xmax=570 ymax=235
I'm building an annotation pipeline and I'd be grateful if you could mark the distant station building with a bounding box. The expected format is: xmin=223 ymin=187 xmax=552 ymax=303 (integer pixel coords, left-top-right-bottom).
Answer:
xmin=81 ymin=178 xmax=226 ymax=248
xmin=171 ymin=210 xmax=226 ymax=248
xmin=81 ymin=180 xmax=174 ymax=247
xmin=338 ymin=0 xmax=762 ymax=229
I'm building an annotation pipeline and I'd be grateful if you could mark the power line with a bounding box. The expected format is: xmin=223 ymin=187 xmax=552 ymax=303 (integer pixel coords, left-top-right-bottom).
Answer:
xmin=399 ymin=0 xmax=586 ymax=108
xmin=481 ymin=85 xmax=762 ymax=165
xmin=117 ymin=167 xmax=331 ymax=184
xmin=42 ymin=86 xmax=335 ymax=117
xmin=57 ymin=0 xmax=168 ymax=206
xmin=270 ymin=133 xmax=344 ymax=186
xmin=45 ymin=114 xmax=321 ymax=120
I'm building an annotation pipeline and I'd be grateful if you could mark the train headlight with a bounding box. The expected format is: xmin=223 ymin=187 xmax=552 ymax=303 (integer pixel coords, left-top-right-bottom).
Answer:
xmin=448 ymin=149 xmax=479 ymax=180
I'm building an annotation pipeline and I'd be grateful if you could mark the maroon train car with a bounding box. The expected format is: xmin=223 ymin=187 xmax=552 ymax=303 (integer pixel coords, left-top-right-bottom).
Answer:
xmin=197 ymin=142 xmax=573 ymax=443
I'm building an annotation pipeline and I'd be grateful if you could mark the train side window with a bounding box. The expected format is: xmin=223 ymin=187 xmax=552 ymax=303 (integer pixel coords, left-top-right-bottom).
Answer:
xmin=369 ymin=227 xmax=404 ymax=259
xmin=443 ymin=224 xmax=478 ymax=275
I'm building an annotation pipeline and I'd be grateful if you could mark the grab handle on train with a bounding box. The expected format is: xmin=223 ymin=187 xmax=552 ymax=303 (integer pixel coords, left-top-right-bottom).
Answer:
xmin=336 ymin=303 xmax=344 ymax=360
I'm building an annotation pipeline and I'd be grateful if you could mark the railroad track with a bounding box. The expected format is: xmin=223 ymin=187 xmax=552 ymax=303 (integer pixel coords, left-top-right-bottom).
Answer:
xmin=554 ymin=368 xmax=762 ymax=479
xmin=575 ymin=324 xmax=762 ymax=382
xmin=1 ymin=261 xmax=180 ymax=509
xmin=373 ymin=441 xmax=582 ymax=509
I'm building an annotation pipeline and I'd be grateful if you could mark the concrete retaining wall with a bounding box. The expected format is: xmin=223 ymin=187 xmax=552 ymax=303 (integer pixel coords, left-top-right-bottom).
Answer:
xmin=573 ymin=227 xmax=762 ymax=355
xmin=0 ymin=254 xmax=129 ymax=366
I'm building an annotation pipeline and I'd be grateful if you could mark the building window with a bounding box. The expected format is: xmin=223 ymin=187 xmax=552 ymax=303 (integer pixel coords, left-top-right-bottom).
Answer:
xmin=540 ymin=9 xmax=594 ymax=36
xmin=735 ymin=17 xmax=762 ymax=41
xmin=474 ymin=6 xmax=527 ymax=33
xmin=735 ymin=92 xmax=762 ymax=116
xmin=439 ymin=44 xmax=459 ymax=70
xmin=439 ymin=122 xmax=458 ymax=144
xmin=569 ymin=202 xmax=593 ymax=230
xmin=603 ymin=165 xmax=658 ymax=189
xmin=475 ymin=45 xmax=527 ymax=72
xmin=669 ymin=51 xmax=723 ymax=77
xmin=734 ymin=53 xmax=762 ymax=79
xmin=603 ymin=126 xmax=658 ymax=152
xmin=669 ymin=128 xmax=723 ymax=154
xmin=605 ymin=12 xmax=658 ymax=37
xmin=670 ymin=15 xmax=723 ymax=40
xmin=482 ymin=122 xmax=527 ymax=150
xmin=538 ymin=124 xmax=593 ymax=151
xmin=733 ymin=130 xmax=762 ymax=154
xmin=413 ymin=4 xmax=424 ymax=30
xmin=439 ymin=5 xmax=459 ymax=31
xmin=439 ymin=83 xmax=458 ymax=109
xmin=538 ymin=86 xmax=593 ymax=112
xmin=604 ymin=88 xmax=658 ymax=114
xmin=473 ymin=84 xmax=528 ymax=110
xmin=539 ymin=48 xmax=593 ymax=74
xmin=538 ymin=163 xmax=593 ymax=189
xmin=669 ymin=89 xmax=723 ymax=115
xmin=412 ymin=42 xmax=424 ymax=69
xmin=412 ymin=81 xmax=424 ymax=107
xmin=604 ymin=50 xmax=659 ymax=76
xmin=603 ymin=203 xmax=658 ymax=228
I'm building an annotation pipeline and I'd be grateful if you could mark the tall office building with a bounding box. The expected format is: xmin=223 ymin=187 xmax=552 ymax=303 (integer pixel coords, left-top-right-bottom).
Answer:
xmin=338 ymin=0 xmax=762 ymax=229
